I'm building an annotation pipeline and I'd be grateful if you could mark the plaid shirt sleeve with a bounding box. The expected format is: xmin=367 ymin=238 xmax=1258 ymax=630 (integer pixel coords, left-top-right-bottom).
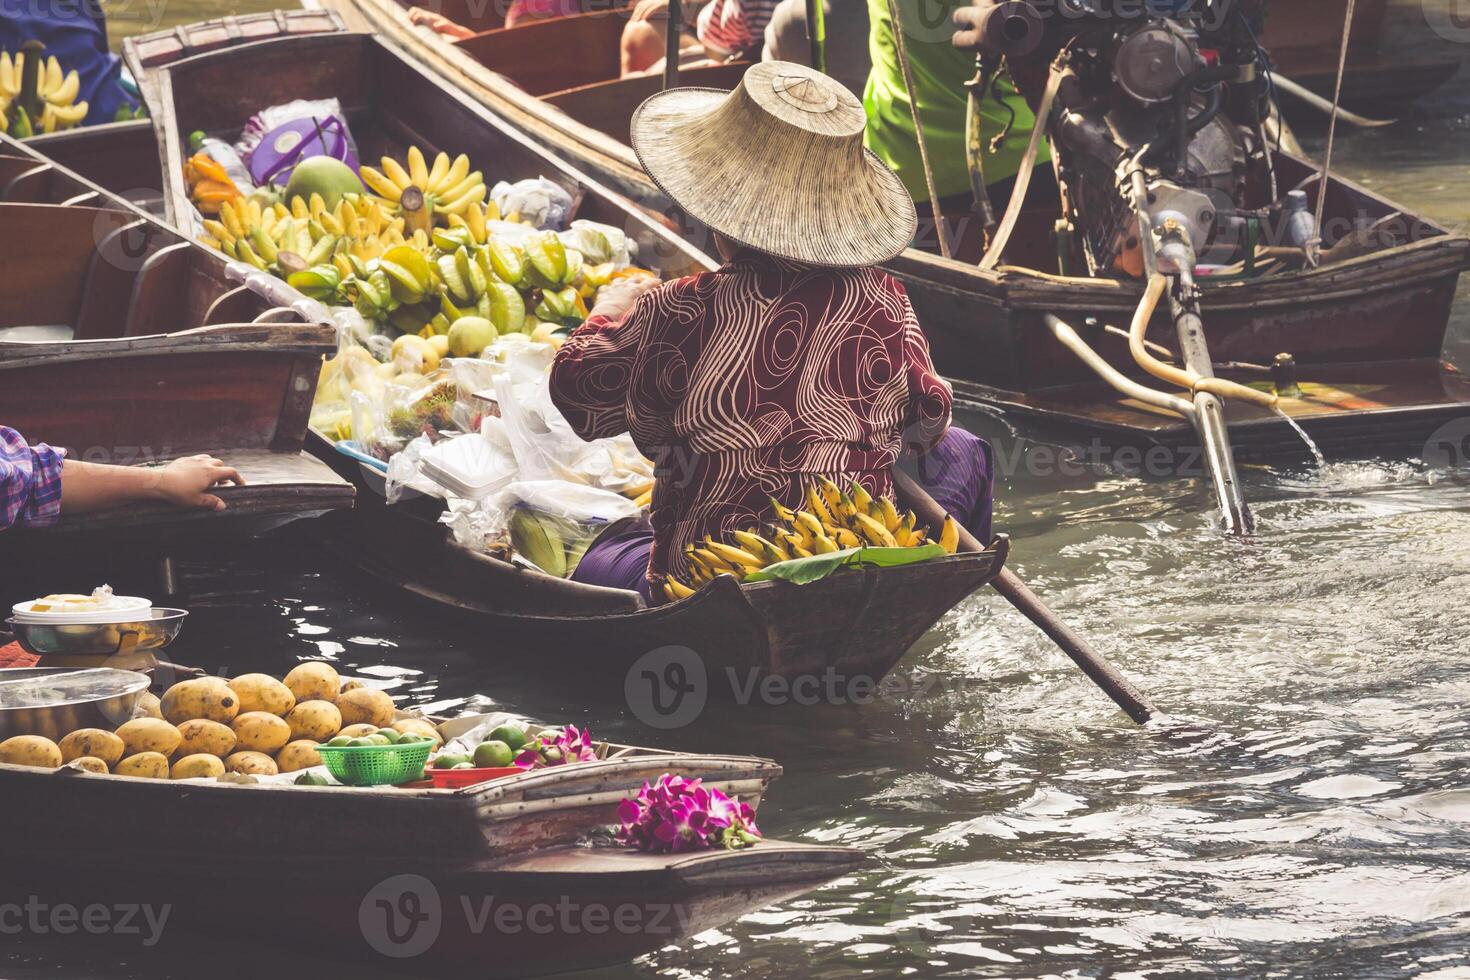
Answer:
xmin=0 ymin=426 xmax=66 ymax=531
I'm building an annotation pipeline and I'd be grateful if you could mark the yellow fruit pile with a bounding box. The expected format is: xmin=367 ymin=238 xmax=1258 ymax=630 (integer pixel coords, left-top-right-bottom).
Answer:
xmin=663 ymin=477 xmax=959 ymax=601
xmin=0 ymin=50 xmax=87 ymax=136
xmin=201 ymin=192 xmax=413 ymax=278
xmin=0 ymin=662 xmax=440 ymax=781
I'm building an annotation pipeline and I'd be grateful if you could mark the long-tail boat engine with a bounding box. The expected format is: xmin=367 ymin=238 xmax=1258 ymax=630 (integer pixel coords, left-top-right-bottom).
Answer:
xmin=1048 ymin=2 xmax=1279 ymax=276
xmin=959 ymin=0 xmax=1299 ymax=533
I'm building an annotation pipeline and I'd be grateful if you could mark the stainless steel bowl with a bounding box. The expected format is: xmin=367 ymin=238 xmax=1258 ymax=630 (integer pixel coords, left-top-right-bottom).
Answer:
xmin=0 ymin=667 xmax=151 ymax=741
xmin=5 ymin=609 xmax=187 ymax=657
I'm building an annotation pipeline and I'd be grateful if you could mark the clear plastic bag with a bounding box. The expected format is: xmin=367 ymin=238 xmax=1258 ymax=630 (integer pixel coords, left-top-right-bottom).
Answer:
xmin=488 ymin=177 xmax=575 ymax=230
xmin=498 ymin=480 xmax=638 ymax=578
xmin=559 ymin=220 xmax=637 ymax=268
xmin=494 ymin=347 xmax=654 ymax=494
xmin=0 ymin=668 xmax=144 ymax=709
xmin=385 ymin=435 xmax=447 ymax=503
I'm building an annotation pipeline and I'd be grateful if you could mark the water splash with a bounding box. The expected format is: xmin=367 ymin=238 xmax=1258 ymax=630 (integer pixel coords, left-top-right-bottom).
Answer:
xmin=1274 ymin=406 xmax=1326 ymax=467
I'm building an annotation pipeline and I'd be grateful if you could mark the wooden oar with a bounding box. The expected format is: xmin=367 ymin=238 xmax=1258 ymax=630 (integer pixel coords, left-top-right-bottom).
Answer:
xmin=892 ymin=468 xmax=1159 ymax=725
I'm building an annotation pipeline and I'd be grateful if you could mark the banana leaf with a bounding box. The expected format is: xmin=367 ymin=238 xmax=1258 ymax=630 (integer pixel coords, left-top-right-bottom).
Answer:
xmin=744 ymin=544 xmax=947 ymax=585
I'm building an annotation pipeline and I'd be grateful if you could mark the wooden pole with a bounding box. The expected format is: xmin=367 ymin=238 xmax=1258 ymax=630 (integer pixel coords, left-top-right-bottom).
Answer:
xmin=892 ymin=468 xmax=1159 ymax=725
xmin=883 ymin=0 xmax=953 ymax=259
xmin=664 ymin=0 xmax=683 ymax=91
xmin=806 ymin=0 xmax=827 ymax=74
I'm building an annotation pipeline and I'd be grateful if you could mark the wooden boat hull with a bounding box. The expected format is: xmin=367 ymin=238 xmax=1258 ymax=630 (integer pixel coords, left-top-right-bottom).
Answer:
xmin=313 ymin=432 xmax=1008 ymax=691
xmin=325 ymin=0 xmax=1470 ymax=458
xmin=1260 ymin=0 xmax=1462 ymax=105
xmin=0 ymin=840 xmax=861 ymax=977
xmin=0 ymin=734 xmax=848 ymax=977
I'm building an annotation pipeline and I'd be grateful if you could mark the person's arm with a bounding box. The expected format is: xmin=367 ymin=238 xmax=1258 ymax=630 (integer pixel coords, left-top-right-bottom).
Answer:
xmin=0 ymin=427 xmax=65 ymax=530
xmin=892 ymin=281 xmax=953 ymax=455
xmin=549 ymin=276 xmax=664 ymax=441
xmin=59 ymin=454 xmax=244 ymax=515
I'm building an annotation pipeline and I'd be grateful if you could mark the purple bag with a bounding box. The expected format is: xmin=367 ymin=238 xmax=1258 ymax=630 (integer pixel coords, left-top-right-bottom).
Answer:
xmin=248 ymin=115 xmax=359 ymax=188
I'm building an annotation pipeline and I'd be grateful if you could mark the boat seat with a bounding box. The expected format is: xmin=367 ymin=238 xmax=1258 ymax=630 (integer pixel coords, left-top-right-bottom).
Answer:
xmin=546 ymin=63 xmax=749 ymax=143
xmin=456 ymin=10 xmax=626 ymax=95
xmin=123 ymin=242 xmax=194 ymax=337
xmin=0 ymin=204 xmax=136 ymax=329
xmin=75 ymin=219 xmax=167 ymax=340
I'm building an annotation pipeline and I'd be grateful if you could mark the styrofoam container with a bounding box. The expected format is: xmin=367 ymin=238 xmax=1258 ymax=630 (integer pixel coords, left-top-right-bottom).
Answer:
xmin=11 ymin=595 xmax=152 ymax=624
xmin=420 ymin=434 xmax=516 ymax=502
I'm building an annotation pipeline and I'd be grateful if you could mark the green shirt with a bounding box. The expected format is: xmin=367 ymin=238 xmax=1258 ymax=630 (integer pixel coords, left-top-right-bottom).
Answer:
xmin=863 ymin=0 xmax=1050 ymax=201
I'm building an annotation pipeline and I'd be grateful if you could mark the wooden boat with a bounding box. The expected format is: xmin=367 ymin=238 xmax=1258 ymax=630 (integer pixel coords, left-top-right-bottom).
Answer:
xmin=1260 ymin=0 xmax=1462 ymax=106
xmin=112 ymin=29 xmax=1008 ymax=692
xmin=319 ymin=0 xmax=1470 ymax=459
xmin=0 ymin=149 xmax=354 ymax=569
xmin=0 ymin=11 xmax=348 ymax=215
xmin=0 ymin=715 xmax=861 ymax=976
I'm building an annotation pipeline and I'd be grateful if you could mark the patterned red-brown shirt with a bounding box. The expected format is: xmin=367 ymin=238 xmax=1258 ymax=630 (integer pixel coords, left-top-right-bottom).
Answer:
xmin=550 ymin=250 xmax=952 ymax=585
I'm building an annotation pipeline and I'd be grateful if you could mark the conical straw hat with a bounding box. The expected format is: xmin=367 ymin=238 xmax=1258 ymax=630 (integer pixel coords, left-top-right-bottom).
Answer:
xmin=630 ymin=61 xmax=918 ymax=268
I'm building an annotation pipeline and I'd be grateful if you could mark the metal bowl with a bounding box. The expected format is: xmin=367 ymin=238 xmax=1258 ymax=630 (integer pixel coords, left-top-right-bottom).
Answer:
xmin=4 ymin=609 xmax=187 ymax=658
xmin=0 ymin=667 xmax=151 ymax=741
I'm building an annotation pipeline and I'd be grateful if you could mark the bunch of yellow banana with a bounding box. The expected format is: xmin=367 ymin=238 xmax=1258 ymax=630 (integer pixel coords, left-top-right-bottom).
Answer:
xmin=662 ymin=478 xmax=960 ymax=600
xmin=201 ymin=192 xmax=414 ymax=283
xmin=359 ymin=147 xmax=487 ymax=234
xmin=0 ymin=50 xmax=87 ymax=135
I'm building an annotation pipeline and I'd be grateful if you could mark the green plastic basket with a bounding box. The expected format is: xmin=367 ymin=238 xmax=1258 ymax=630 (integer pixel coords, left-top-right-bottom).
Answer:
xmin=314 ymin=741 xmax=433 ymax=787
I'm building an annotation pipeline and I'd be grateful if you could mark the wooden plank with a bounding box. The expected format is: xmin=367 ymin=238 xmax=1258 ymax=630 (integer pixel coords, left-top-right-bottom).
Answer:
xmin=545 ymin=63 xmax=749 ymax=143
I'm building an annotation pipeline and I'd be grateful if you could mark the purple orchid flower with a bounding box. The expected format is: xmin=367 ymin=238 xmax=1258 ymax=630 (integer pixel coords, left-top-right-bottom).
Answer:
xmin=515 ymin=725 xmax=601 ymax=770
xmin=616 ymin=773 xmax=763 ymax=854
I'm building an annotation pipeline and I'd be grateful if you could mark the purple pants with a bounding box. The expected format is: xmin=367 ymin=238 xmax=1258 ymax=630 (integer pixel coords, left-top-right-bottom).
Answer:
xmin=571 ymin=427 xmax=995 ymax=600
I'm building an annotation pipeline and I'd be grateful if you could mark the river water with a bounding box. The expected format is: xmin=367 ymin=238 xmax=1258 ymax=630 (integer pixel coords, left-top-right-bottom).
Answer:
xmin=8 ymin=3 xmax=1470 ymax=978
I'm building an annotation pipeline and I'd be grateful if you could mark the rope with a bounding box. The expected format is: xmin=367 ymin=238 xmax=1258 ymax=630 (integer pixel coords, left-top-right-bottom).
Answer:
xmin=884 ymin=0 xmax=953 ymax=260
xmin=1309 ymin=0 xmax=1358 ymax=266
xmin=979 ymin=64 xmax=1061 ymax=271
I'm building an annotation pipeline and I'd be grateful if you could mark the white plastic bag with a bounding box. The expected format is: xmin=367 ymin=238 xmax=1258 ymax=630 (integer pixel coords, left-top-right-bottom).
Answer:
xmin=489 ymin=177 xmax=574 ymax=230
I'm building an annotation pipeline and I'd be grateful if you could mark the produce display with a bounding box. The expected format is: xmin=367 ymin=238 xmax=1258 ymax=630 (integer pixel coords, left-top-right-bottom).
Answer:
xmin=661 ymin=478 xmax=961 ymax=601
xmin=0 ymin=47 xmax=89 ymax=136
xmin=0 ymin=662 xmax=424 ymax=782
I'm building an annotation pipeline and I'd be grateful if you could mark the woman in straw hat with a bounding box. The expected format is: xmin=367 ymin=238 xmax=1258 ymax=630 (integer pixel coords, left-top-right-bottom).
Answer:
xmin=550 ymin=61 xmax=993 ymax=601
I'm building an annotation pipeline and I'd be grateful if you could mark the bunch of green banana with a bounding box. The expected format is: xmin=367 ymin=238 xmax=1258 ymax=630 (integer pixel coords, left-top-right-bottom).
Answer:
xmin=508 ymin=507 xmax=600 ymax=579
xmin=0 ymin=49 xmax=87 ymax=136
xmin=359 ymin=146 xmax=487 ymax=234
xmin=662 ymin=478 xmax=959 ymax=601
xmin=523 ymin=231 xmax=583 ymax=290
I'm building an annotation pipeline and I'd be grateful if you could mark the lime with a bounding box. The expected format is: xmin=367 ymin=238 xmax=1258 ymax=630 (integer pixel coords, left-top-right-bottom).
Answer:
xmin=452 ymin=761 xmax=476 ymax=770
xmin=327 ymin=736 xmax=352 ymax=747
xmin=473 ymin=740 xmax=514 ymax=768
xmin=347 ymin=737 xmax=374 ymax=747
xmin=489 ymin=724 xmax=528 ymax=751
xmin=366 ymin=734 xmax=391 ymax=746
xmin=375 ymin=728 xmax=401 ymax=744
xmin=294 ymin=772 xmax=328 ymax=786
xmin=434 ymin=753 xmax=470 ymax=769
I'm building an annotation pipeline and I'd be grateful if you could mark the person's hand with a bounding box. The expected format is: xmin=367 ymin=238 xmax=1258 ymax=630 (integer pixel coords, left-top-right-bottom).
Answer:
xmin=406 ymin=6 xmax=475 ymax=38
xmin=589 ymin=274 xmax=662 ymax=321
xmin=154 ymin=455 xmax=245 ymax=511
